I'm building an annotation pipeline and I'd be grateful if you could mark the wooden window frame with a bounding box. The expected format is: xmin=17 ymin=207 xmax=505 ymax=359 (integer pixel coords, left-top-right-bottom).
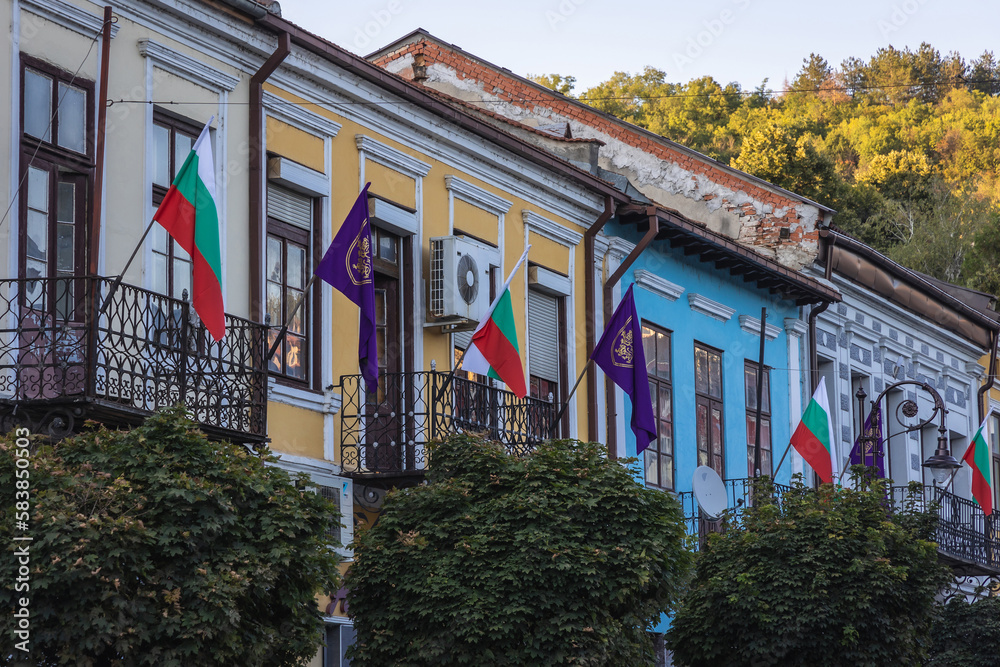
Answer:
xmin=18 ymin=56 xmax=94 ymax=315
xmin=266 ymin=197 xmax=322 ymax=390
xmin=150 ymin=109 xmax=202 ymax=299
xmin=643 ymin=322 xmax=673 ymax=491
xmin=528 ymin=288 xmax=569 ymax=436
xmin=744 ymin=360 xmax=772 ymax=477
xmin=695 ymin=342 xmax=725 ymax=478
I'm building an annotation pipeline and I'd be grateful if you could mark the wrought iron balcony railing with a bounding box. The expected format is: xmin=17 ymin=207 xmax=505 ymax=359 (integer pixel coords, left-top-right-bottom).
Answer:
xmin=338 ymin=369 xmax=557 ymax=476
xmin=0 ymin=277 xmax=268 ymax=442
xmin=677 ymin=478 xmax=1000 ymax=574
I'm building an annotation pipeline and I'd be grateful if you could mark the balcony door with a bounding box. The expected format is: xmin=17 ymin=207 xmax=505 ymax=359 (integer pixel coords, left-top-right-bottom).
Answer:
xmin=366 ymin=228 xmax=404 ymax=471
xmin=18 ymin=59 xmax=93 ymax=399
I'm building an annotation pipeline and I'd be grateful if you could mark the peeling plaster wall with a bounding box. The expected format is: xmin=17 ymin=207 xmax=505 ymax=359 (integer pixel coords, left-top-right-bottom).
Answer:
xmin=377 ymin=46 xmax=823 ymax=270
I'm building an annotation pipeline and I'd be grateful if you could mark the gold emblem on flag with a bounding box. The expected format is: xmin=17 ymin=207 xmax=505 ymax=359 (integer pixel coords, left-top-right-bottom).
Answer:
xmin=347 ymin=224 xmax=373 ymax=287
xmin=612 ymin=316 xmax=633 ymax=368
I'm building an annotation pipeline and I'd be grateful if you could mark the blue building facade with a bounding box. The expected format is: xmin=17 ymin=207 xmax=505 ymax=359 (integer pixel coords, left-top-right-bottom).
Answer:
xmin=601 ymin=207 xmax=837 ymax=495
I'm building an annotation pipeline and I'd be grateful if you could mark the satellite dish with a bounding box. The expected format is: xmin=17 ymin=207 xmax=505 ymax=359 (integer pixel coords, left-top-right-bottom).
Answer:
xmin=692 ymin=466 xmax=728 ymax=520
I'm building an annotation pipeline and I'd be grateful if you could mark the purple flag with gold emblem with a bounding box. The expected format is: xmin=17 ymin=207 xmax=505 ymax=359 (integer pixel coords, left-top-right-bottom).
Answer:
xmin=316 ymin=183 xmax=378 ymax=388
xmin=591 ymin=284 xmax=657 ymax=453
xmin=848 ymin=404 xmax=885 ymax=478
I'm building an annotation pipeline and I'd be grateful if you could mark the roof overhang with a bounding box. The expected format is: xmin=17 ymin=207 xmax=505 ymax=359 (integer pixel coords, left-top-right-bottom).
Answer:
xmin=617 ymin=204 xmax=840 ymax=306
xmin=821 ymin=229 xmax=1000 ymax=348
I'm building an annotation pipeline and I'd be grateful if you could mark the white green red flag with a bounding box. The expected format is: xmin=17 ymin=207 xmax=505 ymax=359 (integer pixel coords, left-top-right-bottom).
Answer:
xmin=961 ymin=419 xmax=993 ymax=516
xmin=790 ymin=381 xmax=837 ymax=483
xmin=152 ymin=119 xmax=225 ymax=341
xmin=462 ymin=247 xmax=530 ymax=398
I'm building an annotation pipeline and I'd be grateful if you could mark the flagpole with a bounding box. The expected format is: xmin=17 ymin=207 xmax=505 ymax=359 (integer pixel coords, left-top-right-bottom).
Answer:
xmin=772 ymin=440 xmax=794 ymax=478
xmin=98 ymin=115 xmax=215 ymax=319
xmin=436 ymin=246 xmax=531 ymax=405
xmin=548 ymin=359 xmax=592 ymax=436
xmin=97 ymin=216 xmax=158 ymax=317
xmin=267 ymin=273 xmax=318 ymax=362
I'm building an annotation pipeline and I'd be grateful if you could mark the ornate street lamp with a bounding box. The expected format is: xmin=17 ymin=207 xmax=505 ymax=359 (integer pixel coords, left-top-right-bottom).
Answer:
xmin=854 ymin=380 xmax=959 ymax=486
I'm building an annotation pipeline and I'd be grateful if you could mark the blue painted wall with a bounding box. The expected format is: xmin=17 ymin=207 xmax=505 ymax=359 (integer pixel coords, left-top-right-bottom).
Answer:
xmin=607 ymin=221 xmax=800 ymax=489
xmin=604 ymin=220 xmax=802 ymax=636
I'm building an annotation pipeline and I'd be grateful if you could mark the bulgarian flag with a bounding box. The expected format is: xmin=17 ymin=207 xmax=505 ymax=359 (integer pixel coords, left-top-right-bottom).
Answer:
xmin=153 ymin=118 xmax=225 ymax=341
xmin=790 ymin=381 xmax=837 ymax=483
xmin=462 ymin=247 xmax=530 ymax=398
xmin=961 ymin=419 xmax=993 ymax=516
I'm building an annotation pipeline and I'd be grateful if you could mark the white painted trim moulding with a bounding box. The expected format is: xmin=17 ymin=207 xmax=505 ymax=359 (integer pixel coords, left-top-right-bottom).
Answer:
xmin=739 ymin=314 xmax=781 ymax=340
xmin=137 ymin=38 xmax=238 ymax=91
xmin=688 ymin=293 xmax=735 ymax=322
xmin=356 ymin=134 xmax=431 ymax=177
xmin=523 ymin=210 xmax=583 ymax=246
xmin=445 ymin=175 xmax=511 ymax=214
xmin=633 ymin=269 xmax=683 ymax=302
xmin=263 ymin=91 xmax=342 ymax=138
xmin=22 ymin=0 xmax=120 ymax=39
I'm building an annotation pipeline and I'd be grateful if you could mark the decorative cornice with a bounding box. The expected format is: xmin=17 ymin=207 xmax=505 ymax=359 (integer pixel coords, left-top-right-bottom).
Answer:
xmin=784 ymin=318 xmax=807 ymax=338
xmin=356 ymin=134 xmax=431 ymax=178
xmin=966 ymin=361 xmax=986 ymax=378
xmin=263 ymin=91 xmax=341 ymax=138
xmin=739 ymin=314 xmax=781 ymax=340
xmin=844 ymin=320 xmax=879 ymax=344
xmin=22 ymin=0 xmax=120 ymax=39
xmin=633 ymin=269 xmax=683 ymax=302
xmin=444 ymin=175 xmax=511 ymax=214
xmin=592 ymin=234 xmax=611 ymax=255
xmin=137 ymin=39 xmax=238 ymax=91
xmin=522 ymin=210 xmax=583 ymax=246
xmin=688 ymin=293 xmax=735 ymax=322
xmin=606 ymin=237 xmax=635 ymax=261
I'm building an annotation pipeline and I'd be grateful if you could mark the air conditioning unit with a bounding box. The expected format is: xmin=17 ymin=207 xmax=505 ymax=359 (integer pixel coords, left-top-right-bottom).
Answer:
xmin=428 ymin=235 xmax=497 ymax=326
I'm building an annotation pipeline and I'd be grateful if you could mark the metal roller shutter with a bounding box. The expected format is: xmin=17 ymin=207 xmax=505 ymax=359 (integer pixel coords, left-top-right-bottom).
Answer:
xmin=528 ymin=290 xmax=560 ymax=383
xmin=267 ymin=184 xmax=312 ymax=229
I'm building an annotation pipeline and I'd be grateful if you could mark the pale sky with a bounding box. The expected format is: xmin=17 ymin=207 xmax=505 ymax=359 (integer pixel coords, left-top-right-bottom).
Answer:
xmin=279 ymin=0 xmax=999 ymax=94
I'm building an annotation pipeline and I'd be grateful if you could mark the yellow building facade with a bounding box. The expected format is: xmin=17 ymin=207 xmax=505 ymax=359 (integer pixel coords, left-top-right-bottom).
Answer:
xmin=1 ymin=0 xmax=628 ymax=661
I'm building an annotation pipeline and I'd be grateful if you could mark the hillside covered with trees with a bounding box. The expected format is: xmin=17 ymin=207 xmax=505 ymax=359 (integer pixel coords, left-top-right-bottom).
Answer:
xmin=534 ymin=45 xmax=1000 ymax=295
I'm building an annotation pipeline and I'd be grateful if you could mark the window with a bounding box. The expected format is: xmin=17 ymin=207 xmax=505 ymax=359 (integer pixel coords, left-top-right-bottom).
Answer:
xmin=266 ymin=185 xmax=315 ymax=383
xmin=324 ymin=623 xmax=356 ymax=666
xmin=527 ymin=289 xmax=562 ymax=401
xmin=150 ymin=111 xmax=202 ymax=298
xmin=745 ymin=361 xmax=772 ymax=477
xmin=695 ymin=343 xmax=724 ymax=478
xmin=643 ymin=323 xmax=673 ymax=490
xmin=19 ymin=57 xmax=93 ymax=319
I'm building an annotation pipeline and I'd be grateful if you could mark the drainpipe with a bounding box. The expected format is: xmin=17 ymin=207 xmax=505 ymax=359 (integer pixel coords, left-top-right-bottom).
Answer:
xmin=977 ymin=329 xmax=998 ymax=423
xmin=585 ymin=195 xmax=615 ymax=443
xmin=249 ymin=31 xmax=290 ymax=321
xmin=603 ymin=209 xmax=659 ymax=459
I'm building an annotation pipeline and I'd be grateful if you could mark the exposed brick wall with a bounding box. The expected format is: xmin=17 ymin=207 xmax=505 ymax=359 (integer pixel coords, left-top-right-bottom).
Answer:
xmin=373 ymin=40 xmax=822 ymax=267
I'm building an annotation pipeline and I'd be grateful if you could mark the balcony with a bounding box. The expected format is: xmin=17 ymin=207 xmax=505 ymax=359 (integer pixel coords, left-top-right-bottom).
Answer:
xmin=337 ymin=370 xmax=557 ymax=480
xmin=678 ymin=478 xmax=1000 ymax=575
xmin=0 ymin=277 xmax=268 ymax=443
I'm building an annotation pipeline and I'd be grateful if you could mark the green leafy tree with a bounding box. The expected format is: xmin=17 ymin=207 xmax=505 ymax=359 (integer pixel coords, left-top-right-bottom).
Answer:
xmin=0 ymin=408 xmax=341 ymax=666
xmin=529 ymin=73 xmax=577 ymax=96
xmin=667 ymin=477 xmax=949 ymax=667
xmin=346 ymin=434 xmax=693 ymax=666
xmin=927 ymin=596 xmax=1000 ymax=666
